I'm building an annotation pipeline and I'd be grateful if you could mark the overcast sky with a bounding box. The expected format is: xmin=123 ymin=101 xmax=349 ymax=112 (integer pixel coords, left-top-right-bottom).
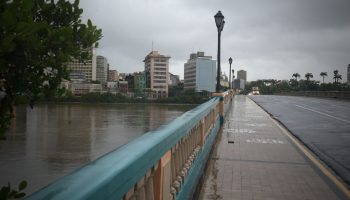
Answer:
xmin=80 ymin=0 xmax=350 ymax=82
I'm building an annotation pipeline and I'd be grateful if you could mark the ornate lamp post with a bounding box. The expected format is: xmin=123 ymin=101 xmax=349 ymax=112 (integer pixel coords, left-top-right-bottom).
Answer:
xmin=229 ymin=57 xmax=232 ymax=89
xmin=214 ymin=11 xmax=225 ymax=92
xmin=232 ymin=69 xmax=235 ymax=89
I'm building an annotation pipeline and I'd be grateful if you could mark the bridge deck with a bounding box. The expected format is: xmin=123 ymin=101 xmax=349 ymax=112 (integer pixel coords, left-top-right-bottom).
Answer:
xmin=198 ymin=95 xmax=346 ymax=200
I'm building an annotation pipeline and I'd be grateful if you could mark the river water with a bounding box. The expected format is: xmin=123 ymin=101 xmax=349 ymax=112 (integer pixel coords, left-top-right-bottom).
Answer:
xmin=0 ymin=103 xmax=195 ymax=195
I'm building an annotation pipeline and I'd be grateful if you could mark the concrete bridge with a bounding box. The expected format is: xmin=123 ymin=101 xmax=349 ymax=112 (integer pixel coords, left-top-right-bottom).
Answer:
xmin=27 ymin=92 xmax=350 ymax=200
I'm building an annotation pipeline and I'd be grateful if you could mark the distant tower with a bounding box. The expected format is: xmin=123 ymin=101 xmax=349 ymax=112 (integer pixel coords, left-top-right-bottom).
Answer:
xmin=143 ymin=51 xmax=170 ymax=98
xmin=237 ymin=70 xmax=247 ymax=89
xmin=237 ymin=70 xmax=247 ymax=82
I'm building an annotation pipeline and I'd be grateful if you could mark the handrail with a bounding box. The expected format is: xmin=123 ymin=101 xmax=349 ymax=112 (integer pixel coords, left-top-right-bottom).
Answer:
xmin=28 ymin=91 xmax=234 ymax=200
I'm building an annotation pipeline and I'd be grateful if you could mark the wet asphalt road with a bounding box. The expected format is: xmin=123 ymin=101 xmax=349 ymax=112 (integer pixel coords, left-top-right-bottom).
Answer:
xmin=249 ymin=95 xmax=350 ymax=187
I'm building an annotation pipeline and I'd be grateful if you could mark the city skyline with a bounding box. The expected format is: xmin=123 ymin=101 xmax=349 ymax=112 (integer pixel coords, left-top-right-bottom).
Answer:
xmin=80 ymin=0 xmax=350 ymax=82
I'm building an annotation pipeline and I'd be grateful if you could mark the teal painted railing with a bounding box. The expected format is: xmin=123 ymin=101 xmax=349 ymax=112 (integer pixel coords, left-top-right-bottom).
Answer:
xmin=27 ymin=90 xmax=234 ymax=200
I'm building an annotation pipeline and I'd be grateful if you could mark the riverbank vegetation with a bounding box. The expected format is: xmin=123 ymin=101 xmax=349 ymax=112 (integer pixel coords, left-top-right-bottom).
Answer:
xmin=43 ymin=90 xmax=211 ymax=105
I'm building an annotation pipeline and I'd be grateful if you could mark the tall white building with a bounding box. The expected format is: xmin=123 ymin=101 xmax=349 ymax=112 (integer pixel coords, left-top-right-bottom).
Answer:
xmin=235 ymin=70 xmax=247 ymax=90
xmin=237 ymin=70 xmax=247 ymax=82
xmin=143 ymin=51 xmax=170 ymax=98
xmin=66 ymin=48 xmax=96 ymax=82
xmin=184 ymin=52 xmax=216 ymax=92
xmin=96 ymin=55 xmax=108 ymax=83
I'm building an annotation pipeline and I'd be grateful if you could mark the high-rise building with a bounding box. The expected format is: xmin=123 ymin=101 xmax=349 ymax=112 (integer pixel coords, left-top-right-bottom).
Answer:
xmin=233 ymin=79 xmax=245 ymax=90
xmin=108 ymin=70 xmax=119 ymax=81
xmin=169 ymin=73 xmax=180 ymax=86
xmin=237 ymin=70 xmax=247 ymax=89
xmin=66 ymin=48 xmax=96 ymax=82
xmin=237 ymin=70 xmax=247 ymax=82
xmin=184 ymin=52 xmax=216 ymax=92
xmin=347 ymin=64 xmax=350 ymax=85
xmin=143 ymin=51 xmax=170 ymax=98
xmin=96 ymin=55 xmax=108 ymax=83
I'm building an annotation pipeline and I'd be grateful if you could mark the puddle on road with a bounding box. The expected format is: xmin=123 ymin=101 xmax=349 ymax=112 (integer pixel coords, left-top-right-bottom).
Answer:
xmin=245 ymin=138 xmax=285 ymax=144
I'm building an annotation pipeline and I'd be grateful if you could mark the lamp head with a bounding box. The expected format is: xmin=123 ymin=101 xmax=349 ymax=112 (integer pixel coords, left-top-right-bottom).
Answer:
xmin=214 ymin=11 xmax=225 ymax=31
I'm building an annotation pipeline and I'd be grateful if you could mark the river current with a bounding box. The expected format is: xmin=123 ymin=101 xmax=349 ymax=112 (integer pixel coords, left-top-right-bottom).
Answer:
xmin=0 ymin=103 xmax=195 ymax=194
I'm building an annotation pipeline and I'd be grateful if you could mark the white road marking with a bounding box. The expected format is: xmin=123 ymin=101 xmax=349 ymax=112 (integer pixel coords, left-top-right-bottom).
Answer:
xmin=295 ymin=104 xmax=350 ymax=124
xmin=245 ymin=138 xmax=285 ymax=144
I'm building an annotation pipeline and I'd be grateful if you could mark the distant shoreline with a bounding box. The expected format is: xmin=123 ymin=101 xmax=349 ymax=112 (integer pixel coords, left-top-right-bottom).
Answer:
xmin=37 ymin=101 xmax=201 ymax=106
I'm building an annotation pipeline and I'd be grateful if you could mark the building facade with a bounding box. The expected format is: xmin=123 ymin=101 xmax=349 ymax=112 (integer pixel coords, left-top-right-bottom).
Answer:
xmin=119 ymin=81 xmax=128 ymax=94
xmin=169 ymin=73 xmax=180 ymax=86
xmin=237 ymin=70 xmax=247 ymax=90
xmin=96 ymin=55 xmax=108 ymax=83
xmin=70 ymin=83 xmax=102 ymax=96
xmin=233 ymin=79 xmax=245 ymax=90
xmin=125 ymin=74 xmax=135 ymax=92
xmin=134 ymin=72 xmax=147 ymax=93
xmin=69 ymin=72 xmax=85 ymax=83
xmin=184 ymin=52 xmax=216 ymax=92
xmin=66 ymin=48 xmax=96 ymax=82
xmin=108 ymin=70 xmax=119 ymax=81
xmin=237 ymin=70 xmax=247 ymax=82
xmin=143 ymin=51 xmax=170 ymax=98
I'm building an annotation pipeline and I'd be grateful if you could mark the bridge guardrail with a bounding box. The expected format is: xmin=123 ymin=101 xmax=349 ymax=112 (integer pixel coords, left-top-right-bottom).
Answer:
xmin=27 ymin=90 xmax=234 ymax=200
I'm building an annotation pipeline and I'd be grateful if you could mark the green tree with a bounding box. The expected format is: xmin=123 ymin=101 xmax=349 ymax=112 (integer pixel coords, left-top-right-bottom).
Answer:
xmin=305 ymin=73 xmax=313 ymax=81
xmin=333 ymin=70 xmax=342 ymax=84
xmin=292 ymin=73 xmax=300 ymax=81
xmin=0 ymin=0 xmax=102 ymax=139
xmin=320 ymin=72 xmax=327 ymax=84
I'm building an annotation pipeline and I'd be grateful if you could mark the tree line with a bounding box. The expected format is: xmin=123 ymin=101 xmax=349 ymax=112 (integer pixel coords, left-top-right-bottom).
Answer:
xmin=243 ymin=70 xmax=349 ymax=95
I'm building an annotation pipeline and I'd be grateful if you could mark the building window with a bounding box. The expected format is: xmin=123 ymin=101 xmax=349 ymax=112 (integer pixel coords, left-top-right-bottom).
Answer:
xmin=153 ymin=86 xmax=166 ymax=89
xmin=154 ymin=63 xmax=166 ymax=66
xmin=154 ymin=68 xmax=166 ymax=71
xmin=153 ymin=80 xmax=166 ymax=83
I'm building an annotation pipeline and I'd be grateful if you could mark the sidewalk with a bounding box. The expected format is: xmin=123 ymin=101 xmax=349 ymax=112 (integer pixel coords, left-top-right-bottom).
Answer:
xmin=198 ymin=96 xmax=346 ymax=200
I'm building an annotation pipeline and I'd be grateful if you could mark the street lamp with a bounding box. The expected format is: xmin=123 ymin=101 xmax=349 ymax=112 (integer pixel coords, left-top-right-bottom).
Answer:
xmin=214 ymin=11 xmax=225 ymax=92
xmin=232 ymin=69 xmax=235 ymax=89
xmin=229 ymin=57 xmax=232 ymax=89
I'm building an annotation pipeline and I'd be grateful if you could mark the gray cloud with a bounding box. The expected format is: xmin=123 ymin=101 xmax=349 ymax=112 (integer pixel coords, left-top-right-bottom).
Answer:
xmin=80 ymin=0 xmax=350 ymax=82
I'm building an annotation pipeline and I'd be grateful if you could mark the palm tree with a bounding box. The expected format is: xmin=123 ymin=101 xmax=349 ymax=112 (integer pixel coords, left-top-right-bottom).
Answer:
xmin=271 ymin=79 xmax=277 ymax=87
xmin=333 ymin=70 xmax=342 ymax=84
xmin=320 ymin=72 xmax=327 ymax=83
xmin=305 ymin=73 xmax=313 ymax=81
xmin=292 ymin=73 xmax=300 ymax=81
